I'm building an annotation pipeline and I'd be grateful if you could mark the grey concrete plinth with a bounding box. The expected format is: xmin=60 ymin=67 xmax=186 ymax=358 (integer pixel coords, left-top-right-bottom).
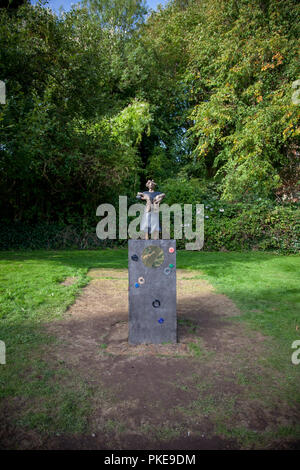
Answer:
xmin=128 ymin=239 xmax=177 ymax=344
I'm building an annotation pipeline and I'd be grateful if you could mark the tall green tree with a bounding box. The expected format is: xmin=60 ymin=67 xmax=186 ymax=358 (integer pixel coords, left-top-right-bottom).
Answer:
xmin=83 ymin=0 xmax=147 ymax=34
xmin=138 ymin=0 xmax=300 ymax=201
xmin=0 ymin=2 xmax=152 ymax=223
xmin=182 ymin=0 xmax=300 ymax=200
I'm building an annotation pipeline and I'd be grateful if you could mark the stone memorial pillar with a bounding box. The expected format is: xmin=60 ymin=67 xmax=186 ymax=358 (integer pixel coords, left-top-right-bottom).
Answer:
xmin=128 ymin=239 xmax=177 ymax=344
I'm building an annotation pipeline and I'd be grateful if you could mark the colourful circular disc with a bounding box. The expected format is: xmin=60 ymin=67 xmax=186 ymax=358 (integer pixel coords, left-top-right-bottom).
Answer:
xmin=135 ymin=283 xmax=140 ymax=288
xmin=169 ymin=263 xmax=174 ymax=268
xmin=158 ymin=318 xmax=164 ymax=324
xmin=169 ymin=247 xmax=175 ymax=253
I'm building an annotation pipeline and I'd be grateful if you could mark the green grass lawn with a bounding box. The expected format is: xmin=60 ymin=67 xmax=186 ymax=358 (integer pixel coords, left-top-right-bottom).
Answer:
xmin=0 ymin=249 xmax=299 ymax=445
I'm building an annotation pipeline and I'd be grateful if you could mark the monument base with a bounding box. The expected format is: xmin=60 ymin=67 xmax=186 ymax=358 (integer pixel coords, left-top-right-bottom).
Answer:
xmin=128 ymin=239 xmax=177 ymax=345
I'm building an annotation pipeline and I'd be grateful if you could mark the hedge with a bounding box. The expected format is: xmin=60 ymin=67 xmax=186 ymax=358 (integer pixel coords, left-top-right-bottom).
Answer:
xmin=0 ymin=202 xmax=299 ymax=253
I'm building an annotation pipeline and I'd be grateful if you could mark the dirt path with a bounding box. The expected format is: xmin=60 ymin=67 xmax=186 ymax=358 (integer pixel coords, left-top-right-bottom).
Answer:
xmin=2 ymin=269 xmax=299 ymax=450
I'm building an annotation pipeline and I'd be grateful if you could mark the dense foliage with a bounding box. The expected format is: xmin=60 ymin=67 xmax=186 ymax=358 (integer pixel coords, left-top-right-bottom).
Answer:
xmin=0 ymin=0 xmax=299 ymax=250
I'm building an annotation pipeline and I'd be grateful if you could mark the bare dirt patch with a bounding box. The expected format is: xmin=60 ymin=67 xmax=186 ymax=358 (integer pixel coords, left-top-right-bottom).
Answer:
xmin=46 ymin=270 xmax=246 ymax=360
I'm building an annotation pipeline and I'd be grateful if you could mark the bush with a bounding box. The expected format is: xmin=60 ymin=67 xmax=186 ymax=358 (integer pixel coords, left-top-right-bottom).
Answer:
xmin=176 ymin=200 xmax=300 ymax=253
xmin=0 ymin=223 xmax=126 ymax=251
xmin=0 ymin=201 xmax=299 ymax=253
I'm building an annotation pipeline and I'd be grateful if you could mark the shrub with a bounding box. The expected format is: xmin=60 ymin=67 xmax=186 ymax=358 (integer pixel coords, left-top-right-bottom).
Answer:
xmin=0 ymin=201 xmax=298 ymax=253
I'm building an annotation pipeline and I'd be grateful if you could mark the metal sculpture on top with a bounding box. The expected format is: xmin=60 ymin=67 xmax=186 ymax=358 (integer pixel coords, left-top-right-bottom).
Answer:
xmin=136 ymin=179 xmax=165 ymax=240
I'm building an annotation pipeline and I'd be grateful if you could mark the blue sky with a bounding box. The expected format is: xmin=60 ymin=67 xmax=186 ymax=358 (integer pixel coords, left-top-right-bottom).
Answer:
xmin=31 ymin=0 xmax=169 ymax=15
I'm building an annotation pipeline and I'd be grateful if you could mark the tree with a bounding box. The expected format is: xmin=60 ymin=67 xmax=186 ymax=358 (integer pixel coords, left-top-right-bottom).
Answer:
xmin=0 ymin=0 xmax=29 ymax=10
xmin=83 ymin=0 xmax=148 ymax=35
xmin=148 ymin=0 xmax=300 ymax=201
xmin=0 ymin=3 xmax=152 ymax=223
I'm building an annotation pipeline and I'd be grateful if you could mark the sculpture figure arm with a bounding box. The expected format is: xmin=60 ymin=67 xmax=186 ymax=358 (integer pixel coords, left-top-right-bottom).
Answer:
xmin=153 ymin=193 xmax=165 ymax=211
xmin=153 ymin=193 xmax=165 ymax=204
xmin=137 ymin=192 xmax=151 ymax=212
